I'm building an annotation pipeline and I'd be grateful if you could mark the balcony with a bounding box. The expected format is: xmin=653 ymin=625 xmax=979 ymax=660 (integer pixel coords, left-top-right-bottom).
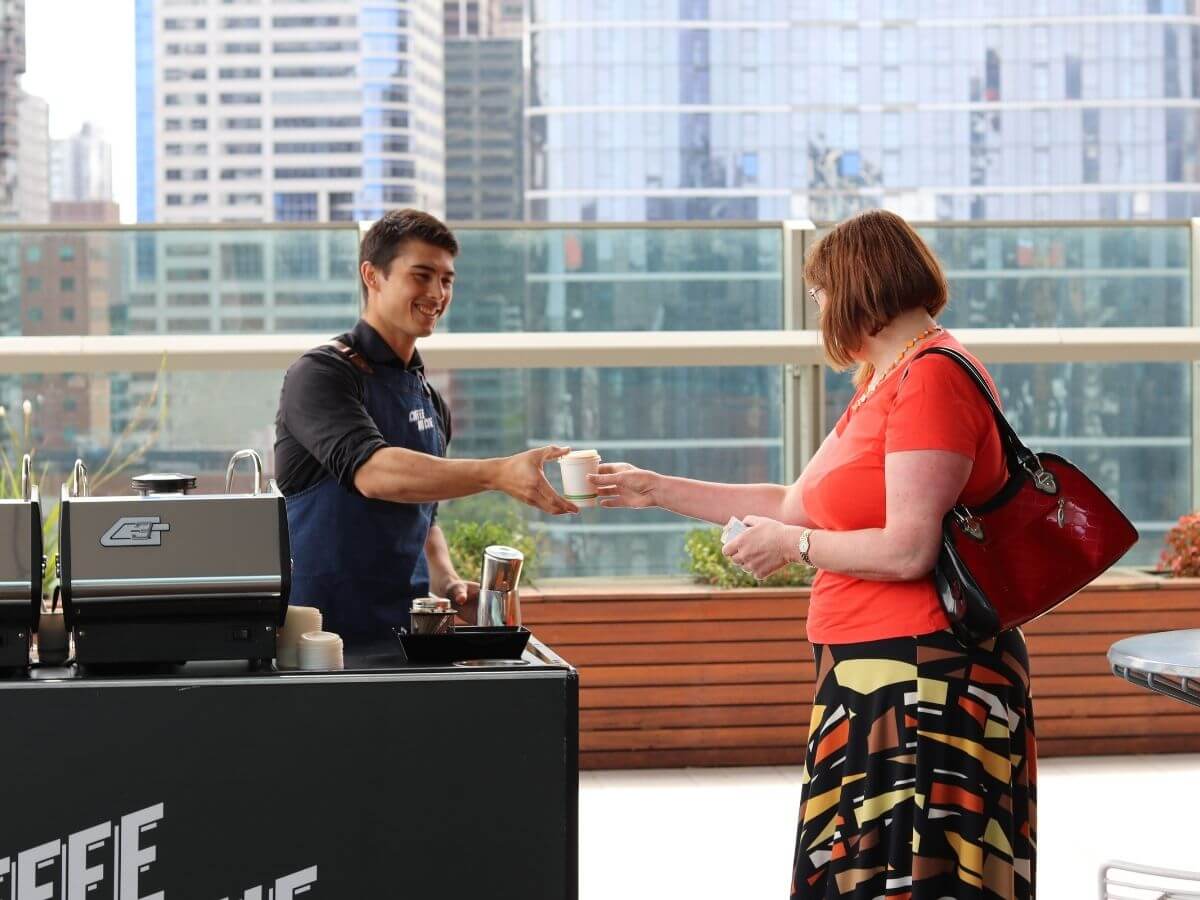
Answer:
xmin=4 ymin=218 xmax=1200 ymax=773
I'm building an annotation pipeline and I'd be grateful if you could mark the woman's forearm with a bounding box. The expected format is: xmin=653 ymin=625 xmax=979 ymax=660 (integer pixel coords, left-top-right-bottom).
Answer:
xmin=805 ymin=526 xmax=936 ymax=582
xmin=655 ymin=475 xmax=798 ymax=526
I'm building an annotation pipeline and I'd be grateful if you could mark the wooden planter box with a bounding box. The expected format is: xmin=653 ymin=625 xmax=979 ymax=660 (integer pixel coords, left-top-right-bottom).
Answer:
xmin=521 ymin=570 xmax=1200 ymax=770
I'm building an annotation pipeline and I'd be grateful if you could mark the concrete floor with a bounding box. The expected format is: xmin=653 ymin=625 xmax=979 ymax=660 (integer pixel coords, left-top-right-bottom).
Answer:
xmin=579 ymin=754 xmax=1200 ymax=899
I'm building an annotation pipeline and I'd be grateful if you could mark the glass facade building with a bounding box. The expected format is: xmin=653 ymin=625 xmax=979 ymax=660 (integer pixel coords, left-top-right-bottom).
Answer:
xmin=526 ymin=1 xmax=1200 ymax=222
xmin=444 ymin=37 xmax=524 ymax=221
xmin=135 ymin=0 xmax=445 ymax=223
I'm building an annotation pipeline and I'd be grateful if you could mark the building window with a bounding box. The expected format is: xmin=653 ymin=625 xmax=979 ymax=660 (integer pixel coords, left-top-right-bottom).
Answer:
xmin=272 ymin=15 xmax=358 ymax=28
xmin=164 ymin=92 xmax=208 ymax=107
xmin=225 ymin=193 xmax=262 ymax=206
xmin=164 ymin=17 xmax=207 ymax=31
xmin=25 ymin=277 xmax=41 ymax=292
xmin=274 ymin=116 xmax=361 ymax=129
xmin=165 ymin=67 xmax=207 ymax=82
xmin=222 ymin=117 xmax=261 ymax=130
xmin=275 ymin=141 xmax=362 ymax=154
xmin=58 ymin=245 xmax=75 ymax=261
xmin=275 ymin=166 xmax=362 ymax=180
xmin=61 ymin=306 xmax=76 ymax=320
xmin=219 ymin=92 xmax=261 ymax=105
xmin=25 ymin=246 xmax=40 ymax=263
xmin=221 ymin=16 xmax=260 ymax=28
xmin=222 ymin=42 xmax=261 ymax=54
xmin=272 ymin=65 xmax=357 ymax=79
xmin=26 ymin=307 xmax=43 ymax=321
xmin=60 ymin=277 xmax=75 ymax=292
xmin=219 ymin=67 xmax=261 ymax=79
xmin=273 ymin=192 xmax=319 ymax=222
xmin=223 ymin=142 xmax=262 ymax=155
xmin=220 ymin=244 xmax=265 ymax=280
xmin=220 ymin=168 xmax=263 ymax=181
xmin=273 ymin=40 xmax=358 ymax=54
xmin=166 ymin=42 xmax=207 ymax=56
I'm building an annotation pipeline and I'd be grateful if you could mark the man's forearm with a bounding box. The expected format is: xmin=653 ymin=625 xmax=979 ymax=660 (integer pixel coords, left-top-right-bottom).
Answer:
xmin=354 ymin=446 xmax=498 ymax=502
xmin=424 ymin=524 xmax=460 ymax=592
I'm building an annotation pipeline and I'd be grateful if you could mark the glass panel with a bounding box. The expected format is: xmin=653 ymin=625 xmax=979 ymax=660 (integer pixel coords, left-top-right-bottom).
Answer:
xmin=448 ymin=227 xmax=784 ymax=333
xmin=435 ymin=365 xmax=784 ymax=578
xmin=0 ymin=228 xmax=362 ymax=337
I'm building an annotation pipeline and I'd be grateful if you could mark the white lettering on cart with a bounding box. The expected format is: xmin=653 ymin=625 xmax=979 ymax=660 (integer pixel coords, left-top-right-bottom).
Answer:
xmin=2 ymin=803 xmax=319 ymax=899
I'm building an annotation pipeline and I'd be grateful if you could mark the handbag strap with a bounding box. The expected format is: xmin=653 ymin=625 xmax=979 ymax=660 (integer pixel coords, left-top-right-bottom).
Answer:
xmin=906 ymin=346 xmax=1040 ymax=474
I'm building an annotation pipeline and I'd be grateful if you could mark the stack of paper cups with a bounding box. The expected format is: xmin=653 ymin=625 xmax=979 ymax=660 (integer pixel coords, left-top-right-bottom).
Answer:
xmin=277 ymin=605 xmax=322 ymax=669
xmin=298 ymin=631 xmax=344 ymax=670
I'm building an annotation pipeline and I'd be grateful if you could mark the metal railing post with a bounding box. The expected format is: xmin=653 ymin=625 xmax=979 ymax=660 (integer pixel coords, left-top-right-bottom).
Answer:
xmin=781 ymin=219 xmax=820 ymax=485
xmin=1191 ymin=218 xmax=1200 ymax=513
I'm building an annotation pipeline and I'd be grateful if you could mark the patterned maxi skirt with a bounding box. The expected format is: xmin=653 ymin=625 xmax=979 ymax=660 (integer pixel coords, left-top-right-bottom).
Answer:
xmin=791 ymin=628 xmax=1036 ymax=899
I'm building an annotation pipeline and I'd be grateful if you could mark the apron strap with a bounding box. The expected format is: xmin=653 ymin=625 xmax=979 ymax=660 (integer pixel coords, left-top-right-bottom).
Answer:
xmin=325 ymin=339 xmax=375 ymax=375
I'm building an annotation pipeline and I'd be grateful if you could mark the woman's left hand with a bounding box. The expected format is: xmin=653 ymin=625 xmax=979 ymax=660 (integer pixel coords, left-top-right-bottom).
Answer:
xmin=722 ymin=515 xmax=796 ymax=580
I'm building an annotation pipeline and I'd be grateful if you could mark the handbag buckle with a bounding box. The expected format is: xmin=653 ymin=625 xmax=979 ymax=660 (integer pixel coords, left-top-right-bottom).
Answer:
xmin=953 ymin=508 xmax=985 ymax=541
xmin=1019 ymin=455 xmax=1058 ymax=495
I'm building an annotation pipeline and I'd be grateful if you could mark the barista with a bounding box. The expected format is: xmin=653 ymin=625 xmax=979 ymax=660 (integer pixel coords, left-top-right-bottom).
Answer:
xmin=274 ymin=209 xmax=576 ymax=643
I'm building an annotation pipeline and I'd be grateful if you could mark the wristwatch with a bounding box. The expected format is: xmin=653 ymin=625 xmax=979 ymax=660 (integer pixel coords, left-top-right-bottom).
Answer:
xmin=797 ymin=528 xmax=815 ymax=568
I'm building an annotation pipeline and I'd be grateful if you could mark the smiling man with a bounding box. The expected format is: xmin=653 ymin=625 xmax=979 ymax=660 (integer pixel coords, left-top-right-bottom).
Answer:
xmin=274 ymin=209 xmax=576 ymax=644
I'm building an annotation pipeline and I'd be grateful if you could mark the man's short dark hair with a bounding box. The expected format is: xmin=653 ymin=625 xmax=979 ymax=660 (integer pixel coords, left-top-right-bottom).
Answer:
xmin=359 ymin=209 xmax=459 ymax=300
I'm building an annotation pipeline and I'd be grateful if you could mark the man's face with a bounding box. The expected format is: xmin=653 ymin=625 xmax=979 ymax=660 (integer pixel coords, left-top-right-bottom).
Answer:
xmin=363 ymin=240 xmax=456 ymax=339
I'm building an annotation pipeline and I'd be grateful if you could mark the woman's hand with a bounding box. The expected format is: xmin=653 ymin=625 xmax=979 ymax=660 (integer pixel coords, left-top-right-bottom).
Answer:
xmin=723 ymin=515 xmax=797 ymax=580
xmin=589 ymin=462 xmax=660 ymax=509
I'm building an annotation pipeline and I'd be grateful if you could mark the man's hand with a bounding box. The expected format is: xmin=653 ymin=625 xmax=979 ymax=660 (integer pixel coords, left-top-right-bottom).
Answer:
xmin=493 ymin=445 xmax=578 ymax=515
xmin=589 ymin=462 xmax=660 ymax=509
xmin=444 ymin=579 xmax=480 ymax=625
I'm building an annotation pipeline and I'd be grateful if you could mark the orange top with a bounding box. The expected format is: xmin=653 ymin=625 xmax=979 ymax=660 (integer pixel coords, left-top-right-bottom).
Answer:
xmin=801 ymin=330 xmax=1008 ymax=645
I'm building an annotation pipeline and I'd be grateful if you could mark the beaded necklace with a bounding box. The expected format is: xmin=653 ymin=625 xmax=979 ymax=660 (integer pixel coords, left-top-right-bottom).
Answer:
xmin=852 ymin=325 xmax=944 ymax=411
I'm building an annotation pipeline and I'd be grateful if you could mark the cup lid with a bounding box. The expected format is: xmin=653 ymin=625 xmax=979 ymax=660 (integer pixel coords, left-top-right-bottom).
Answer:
xmin=484 ymin=545 xmax=524 ymax=561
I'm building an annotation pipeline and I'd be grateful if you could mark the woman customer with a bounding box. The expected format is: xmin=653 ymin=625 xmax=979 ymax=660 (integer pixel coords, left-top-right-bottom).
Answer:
xmin=590 ymin=209 xmax=1036 ymax=900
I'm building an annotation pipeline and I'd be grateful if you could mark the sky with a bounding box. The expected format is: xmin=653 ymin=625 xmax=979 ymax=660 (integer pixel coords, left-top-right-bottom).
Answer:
xmin=22 ymin=0 xmax=136 ymax=222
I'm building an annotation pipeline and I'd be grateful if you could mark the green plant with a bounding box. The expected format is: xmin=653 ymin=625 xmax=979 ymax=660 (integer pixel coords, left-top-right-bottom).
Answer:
xmin=1161 ymin=512 xmax=1200 ymax=577
xmin=0 ymin=359 xmax=169 ymax=598
xmin=442 ymin=515 xmax=542 ymax=586
xmin=684 ymin=527 xmax=815 ymax=588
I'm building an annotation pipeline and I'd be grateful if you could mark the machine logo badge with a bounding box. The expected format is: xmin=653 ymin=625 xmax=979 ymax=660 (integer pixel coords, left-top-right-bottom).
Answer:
xmin=100 ymin=516 xmax=171 ymax=548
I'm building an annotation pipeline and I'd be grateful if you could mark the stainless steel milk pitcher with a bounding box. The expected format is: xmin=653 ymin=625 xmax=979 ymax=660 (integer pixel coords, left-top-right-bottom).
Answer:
xmin=478 ymin=545 xmax=524 ymax=627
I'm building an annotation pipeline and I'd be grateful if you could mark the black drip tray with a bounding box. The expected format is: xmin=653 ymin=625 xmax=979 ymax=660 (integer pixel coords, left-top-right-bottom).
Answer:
xmin=395 ymin=625 xmax=531 ymax=664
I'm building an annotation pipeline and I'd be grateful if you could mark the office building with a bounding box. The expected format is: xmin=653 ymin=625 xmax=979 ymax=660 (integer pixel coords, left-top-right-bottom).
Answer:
xmin=136 ymin=0 xmax=446 ymax=224
xmin=526 ymin=4 xmax=1200 ymax=222
xmin=51 ymin=123 xmax=114 ymax=205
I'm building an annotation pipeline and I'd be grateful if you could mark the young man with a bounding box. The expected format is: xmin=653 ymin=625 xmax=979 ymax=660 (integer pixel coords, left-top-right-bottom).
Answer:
xmin=274 ymin=209 xmax=576 ymax=643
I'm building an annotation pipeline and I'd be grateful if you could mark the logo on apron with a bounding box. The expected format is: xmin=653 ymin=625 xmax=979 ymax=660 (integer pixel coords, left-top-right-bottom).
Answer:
xmin=409 ymin=408 xmax=435 ymax=432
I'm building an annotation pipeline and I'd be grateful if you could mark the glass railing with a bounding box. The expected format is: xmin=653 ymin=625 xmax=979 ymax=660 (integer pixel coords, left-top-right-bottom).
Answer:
xmin=0 ymin=221 xmax=1192 ymax=576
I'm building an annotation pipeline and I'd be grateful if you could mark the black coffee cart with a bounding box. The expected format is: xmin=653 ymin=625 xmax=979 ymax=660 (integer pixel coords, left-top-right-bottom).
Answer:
xmin=0 ymin=637 xmax=578 ymax=900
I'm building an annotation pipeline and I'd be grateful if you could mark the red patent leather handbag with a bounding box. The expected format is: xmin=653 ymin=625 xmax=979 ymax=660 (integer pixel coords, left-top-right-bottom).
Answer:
xmin=910 ymin=347 xmax=1139 ymax=645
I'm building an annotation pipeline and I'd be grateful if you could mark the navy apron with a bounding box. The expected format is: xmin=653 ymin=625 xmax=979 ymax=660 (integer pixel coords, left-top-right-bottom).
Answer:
xmin=285 ymin=355 xmax=445 ymax=643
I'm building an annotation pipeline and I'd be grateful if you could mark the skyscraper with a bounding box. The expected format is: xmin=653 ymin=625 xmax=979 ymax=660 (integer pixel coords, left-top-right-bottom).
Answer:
xmin=136 ymin=0 xmax=445 ymax=224
xmin=526 ymin=3 xmax=1200 ymax=222
xmin=51 ymin=123 xmax=114 ymax=205
xmin=444 ymin=0 xmax=523 ymax=221
xmin=0 ymin=0 xmax=23 ymax=218
xmin=15 ymin=89 xmax=46 ymax=223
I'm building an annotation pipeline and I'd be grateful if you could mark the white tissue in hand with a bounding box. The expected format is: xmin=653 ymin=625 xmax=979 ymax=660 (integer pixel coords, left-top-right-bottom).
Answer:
xmin=721 ymin=516 xmax=747 ymax=546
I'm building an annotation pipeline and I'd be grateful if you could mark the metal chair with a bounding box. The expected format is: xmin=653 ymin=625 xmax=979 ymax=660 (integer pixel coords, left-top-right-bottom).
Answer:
xmin=1101 ymin=861 xmax=1200 ymax=899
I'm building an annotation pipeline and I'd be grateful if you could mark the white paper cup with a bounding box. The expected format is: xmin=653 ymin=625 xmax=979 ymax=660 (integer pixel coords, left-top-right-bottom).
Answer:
xmin=277 ymin=605 xmax=323 ymax=669
xmin=297 ymin=630 xmax=344 ymax=671
xmin=558 ymin=449 xmax=601 ymax=507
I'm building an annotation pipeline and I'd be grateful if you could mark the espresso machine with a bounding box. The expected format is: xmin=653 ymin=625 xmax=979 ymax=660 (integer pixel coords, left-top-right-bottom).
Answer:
xmin=58 ymin=450 xmax=290 ymax=666
xmin=0 ymin=455 xmax=42 ymax=668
